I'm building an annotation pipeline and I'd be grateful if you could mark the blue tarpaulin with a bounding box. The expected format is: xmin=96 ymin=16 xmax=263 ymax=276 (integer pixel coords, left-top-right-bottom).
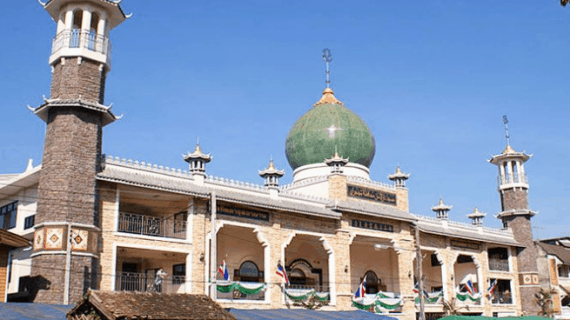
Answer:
xmin=0 ymin=303 xmax=73 ymax=320
xmin=228 ymin=308 xmax=399 ymax=320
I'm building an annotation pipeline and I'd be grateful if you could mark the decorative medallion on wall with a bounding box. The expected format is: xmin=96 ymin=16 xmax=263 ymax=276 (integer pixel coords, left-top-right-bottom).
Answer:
xmin=71 ymin=229 xmax=88 ymax=251
xmin=532 ymin=275 xmax=539 ymax=284
xmin=523 ymin=274 xmax=532 ymax=285
xmin=33 ymin=228 xmax=45 ymax=250
xmin=45 ymin=227 xmax=64 ymax=250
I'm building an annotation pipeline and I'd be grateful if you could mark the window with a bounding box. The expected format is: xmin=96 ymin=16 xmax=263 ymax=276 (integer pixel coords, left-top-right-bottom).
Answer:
xmin=457 ymin=255 xmax=474 ymax=264
xmin=24 ymin=215 xmax=35 ymax=230
xmin=172 ymin=264 xmax=185 ymax=285
xmin=0 ymin=201 xmax=18 ymax=230
xmin=239 ymin=261 xmax=260 ymax=282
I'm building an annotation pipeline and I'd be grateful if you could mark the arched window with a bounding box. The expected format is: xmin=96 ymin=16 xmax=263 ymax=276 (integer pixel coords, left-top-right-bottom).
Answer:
xmin=289 ymin=268 xmax=306 ymax=286
xmin=363 ymin=270 xmax=381 ymax=294
xmin=70 ymin=10 xmax=83 ymax=48
xmin=239 ymin=261 xmax=259 ymax=282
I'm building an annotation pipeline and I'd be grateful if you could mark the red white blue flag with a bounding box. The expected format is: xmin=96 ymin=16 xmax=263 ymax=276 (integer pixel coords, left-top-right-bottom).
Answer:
xmin=466 ymin=280 xmax=475 ymax=295
xmin=218 ymin=260 xmax=230 ymax=281
xmin=487 ymin=279 xmax=497 ymax=294
xmin=354 ymin=275 xmax=367 ymax=299
xmin=276 ymin=263 xmax=290 ymax=285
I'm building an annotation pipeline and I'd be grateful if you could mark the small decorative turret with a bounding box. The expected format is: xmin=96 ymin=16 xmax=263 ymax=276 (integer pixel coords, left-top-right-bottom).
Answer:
xmin=431 ymin=198 xmax=452 ymax=220
xmin=325 ymin=147 xmax=349 ymax=173
xmin=184 ymin=142 xmax=212 ymax=176
xmin=467 ymin=207 xmax=486 ymax=226
xmin=258 ymin=159 xmax=285 ymax=188
xmin=388 ymin=166 xmax=410 ymax=188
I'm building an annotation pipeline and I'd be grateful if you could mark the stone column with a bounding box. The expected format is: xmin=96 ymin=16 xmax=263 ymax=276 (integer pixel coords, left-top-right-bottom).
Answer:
xmin=397 ymin=249 xmax=416 ymax=320
xmin=333 ymin=229 xmax=352 ymax=309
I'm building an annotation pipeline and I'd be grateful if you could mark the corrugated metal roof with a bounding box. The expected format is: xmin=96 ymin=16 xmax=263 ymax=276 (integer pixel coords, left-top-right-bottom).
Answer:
xmin=227 ymin=308 xmax=398 ymax=320
xmin=0 ymin=303 xmax=72 ymax=320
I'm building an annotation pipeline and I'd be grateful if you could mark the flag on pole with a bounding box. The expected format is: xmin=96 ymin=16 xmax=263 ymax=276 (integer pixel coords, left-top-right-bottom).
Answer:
xmin=218 ymin=260 xmax=230 ymax=281
xmin=422 ymin=288 xmax=430 ymax=298
xmin=487 ymin=279 xmax=497 ymax=294
xmin=355 ymin=275 xmax=367 ymax=299
xmin=276 ymin=263 xmax=290 ymax=285
xmin=413 ymin=282 xmax=419 ymax=294
xmin=465 ymin=280 xmax=474 ymax=295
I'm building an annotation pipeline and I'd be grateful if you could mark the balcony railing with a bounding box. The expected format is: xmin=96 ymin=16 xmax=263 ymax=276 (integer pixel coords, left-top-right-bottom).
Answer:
xmin=117 ymin=272 xmax=186 ymax=293
xmin=217 ymin=282 xmax=266 ymax=301
xmin=51 ymin=29 xmax=112 ymax=57
xmin=118 ymin=212 xmax=187 ymax=239
xmin=491 ymin=292 xmax=513 ymax=305
xmin=497 ymin=173 xmax=528 ymax=186
xmin=489 ymin=258 xmax=510 ymax=272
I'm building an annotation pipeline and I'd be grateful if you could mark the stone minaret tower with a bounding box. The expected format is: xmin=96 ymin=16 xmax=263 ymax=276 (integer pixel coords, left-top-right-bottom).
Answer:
xmin=489 ymin=133 xmax=539 ymax=314
xmin=29 ymin=0 xmax=128 ymax=304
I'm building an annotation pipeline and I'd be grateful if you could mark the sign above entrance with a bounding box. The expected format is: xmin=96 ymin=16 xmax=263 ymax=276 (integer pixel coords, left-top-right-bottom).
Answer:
xmin=351 ymin=219 xmax=394 ymax=233
xmin=347 ymin=185 xmax=397 ymax=206
xmin=217 ymin=204 xmax=270 ymax=221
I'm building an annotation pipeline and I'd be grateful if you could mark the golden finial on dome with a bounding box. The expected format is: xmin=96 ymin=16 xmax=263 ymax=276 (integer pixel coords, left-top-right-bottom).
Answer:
xmin=314 ymin=87 xmax=344 ymax=107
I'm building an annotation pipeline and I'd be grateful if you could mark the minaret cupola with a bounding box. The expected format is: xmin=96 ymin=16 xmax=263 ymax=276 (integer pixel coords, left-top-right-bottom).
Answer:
xmin=184 ymin=142 xmax=212 ymax=176
xmin=39 ymin=0 xmax=130 ymax=70
xmin=431 ymin=198 xmax=452 ymax=220
xmin=325 ymin=147 xmax=349 ymax=174
xmin=258 ymin=159 xmax=285 ymax=188
xmin=467 ymin=207 xmax=486 ymax=226
xmin=388 ymin=166 xmax=410 ymax=188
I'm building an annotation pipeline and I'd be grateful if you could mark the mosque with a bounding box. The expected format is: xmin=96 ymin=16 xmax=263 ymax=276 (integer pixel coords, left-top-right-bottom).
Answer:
xmin=1 ymin=1 xmax=568 ymax=319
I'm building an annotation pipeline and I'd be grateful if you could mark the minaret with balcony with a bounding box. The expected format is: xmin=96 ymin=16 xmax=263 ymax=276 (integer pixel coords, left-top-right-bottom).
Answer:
xmin=489 ymin=125 xmax=539 ymax=315
xmin=29 ymin=0 xmax=128 ymax=304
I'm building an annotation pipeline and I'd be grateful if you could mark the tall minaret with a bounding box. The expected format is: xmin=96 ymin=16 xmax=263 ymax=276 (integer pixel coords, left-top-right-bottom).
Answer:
xmin=29 ymin=0 xmax=128 ymax=304
xmin=489 ymin=116 xmax=539 ymax=315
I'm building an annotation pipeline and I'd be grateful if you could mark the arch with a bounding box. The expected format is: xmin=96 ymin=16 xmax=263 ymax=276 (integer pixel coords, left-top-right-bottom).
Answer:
xmin=363 ymin=270 xmax=382 ymax=294
xmin=72 ymin=9 xmax=83 ymax=29
xmin=238 ymin=260 xmax=260 ymax=282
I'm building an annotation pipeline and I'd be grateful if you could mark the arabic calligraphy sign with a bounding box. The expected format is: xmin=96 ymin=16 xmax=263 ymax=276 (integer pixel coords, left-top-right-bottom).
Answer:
xmin=347 ymin=185 xmax=397 ymax=206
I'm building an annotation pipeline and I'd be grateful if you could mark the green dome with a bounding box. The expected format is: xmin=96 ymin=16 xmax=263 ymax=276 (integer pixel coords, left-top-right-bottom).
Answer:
xmin=285 ymin=88 xmax=376 ymax=170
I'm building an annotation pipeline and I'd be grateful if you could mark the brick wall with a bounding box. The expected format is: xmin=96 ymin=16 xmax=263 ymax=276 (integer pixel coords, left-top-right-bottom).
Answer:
xmin=501 ymin=189 xmax=528 ymax=211
xmin=50 ymin=58 xmax=107 ymax=104
xmin=0 ymin=246 xmax=8 ymax=302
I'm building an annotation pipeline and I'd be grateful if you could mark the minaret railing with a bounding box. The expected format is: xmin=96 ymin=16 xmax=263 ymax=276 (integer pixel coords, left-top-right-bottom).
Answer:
xmin=51 ymin=29 xmax=112 ymax=57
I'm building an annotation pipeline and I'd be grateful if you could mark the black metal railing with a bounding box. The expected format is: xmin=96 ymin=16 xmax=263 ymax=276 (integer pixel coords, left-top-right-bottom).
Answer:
xmin=118 ymin=212 xmax=187 ymax=239
xmin=117 ymin=272 xmax=186 ymax=293
xmin=491 ymin=292 xmax=513 ymax=304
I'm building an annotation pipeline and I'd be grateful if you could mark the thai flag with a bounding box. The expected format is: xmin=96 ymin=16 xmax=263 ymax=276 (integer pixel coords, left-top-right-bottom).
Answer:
xmin=422 ymin=288 xmax=430 ymax=298
xmin=355 ymin=276 xmax=367 ymax=299
xmin=466 ymin=280 xmax=474 ymax=295
xmin=487 ymin=279 xmax=497 ymax=294
xmin=218 ymin=260 xmax=230 ymax=281
xmin=276 ymin=263 xmax=290 ymax=285
xmin=413 ymin=282 xmax=419 ymax=294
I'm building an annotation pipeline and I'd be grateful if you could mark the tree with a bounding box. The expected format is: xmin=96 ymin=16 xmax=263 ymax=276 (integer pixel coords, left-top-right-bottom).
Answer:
xmin=562 ymin=0 xmax=570 ymax=6
xmin=535 ymin=287 xmax=558 ymax=318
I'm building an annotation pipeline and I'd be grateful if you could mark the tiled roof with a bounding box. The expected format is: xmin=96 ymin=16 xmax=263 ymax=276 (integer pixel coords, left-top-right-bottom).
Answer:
xmin=98 ymin=159 xmax=340 ymax=220
xmin=330 ymin=199 xmax=416 ymax=222
xmin=414 ymin=215 xmax=520 ymax=247
xmin=68 ymin=291 xmax=236 ymax=320
xmin=537 ymin=241 xmax=570 ymax=265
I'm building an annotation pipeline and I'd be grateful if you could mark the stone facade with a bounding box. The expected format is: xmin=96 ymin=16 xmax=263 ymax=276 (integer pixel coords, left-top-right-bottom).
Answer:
xmin=501 ymin=189 xmax=529 ymax=211
xmin=50 ymin=58 xmax=107 ymax=104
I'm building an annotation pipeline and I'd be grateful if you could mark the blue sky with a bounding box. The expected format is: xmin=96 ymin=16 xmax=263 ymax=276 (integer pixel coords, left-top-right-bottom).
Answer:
xmin=1 ymin=1 xmax=569 ymax=237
